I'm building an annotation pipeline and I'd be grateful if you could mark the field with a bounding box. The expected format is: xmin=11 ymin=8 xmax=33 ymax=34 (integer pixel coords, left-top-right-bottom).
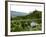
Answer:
xmin=11 ymin=10 xmax=42 ymax=32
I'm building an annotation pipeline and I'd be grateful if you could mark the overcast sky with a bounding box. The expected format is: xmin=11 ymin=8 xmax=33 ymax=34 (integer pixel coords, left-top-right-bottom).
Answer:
xmin=11 ymin=3 xmax=44 ymax=13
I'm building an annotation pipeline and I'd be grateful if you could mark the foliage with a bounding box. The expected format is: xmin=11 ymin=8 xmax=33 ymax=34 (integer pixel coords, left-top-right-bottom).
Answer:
xmin=11 ymin=10 xmax=42 ymax=32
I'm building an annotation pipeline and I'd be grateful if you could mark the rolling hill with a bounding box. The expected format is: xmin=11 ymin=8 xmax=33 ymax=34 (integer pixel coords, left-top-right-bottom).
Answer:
xmin=11 ymin=11 xmax=28 ymax=17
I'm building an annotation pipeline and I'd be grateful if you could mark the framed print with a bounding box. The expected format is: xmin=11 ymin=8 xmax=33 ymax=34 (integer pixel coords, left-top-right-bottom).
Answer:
xmin=5 ymin=1 xmax=45 ymax=36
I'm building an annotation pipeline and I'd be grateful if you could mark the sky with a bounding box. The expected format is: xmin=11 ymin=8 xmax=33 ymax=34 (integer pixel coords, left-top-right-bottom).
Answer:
xmin=11 ymin=3 xmax=44 ymax=13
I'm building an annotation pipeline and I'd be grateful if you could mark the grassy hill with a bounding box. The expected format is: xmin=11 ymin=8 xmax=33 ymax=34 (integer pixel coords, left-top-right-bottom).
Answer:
xmin=11 ymin=10 xmax=42 ymax=32
xmin=11 ymin=10 xmax=42 ymax=20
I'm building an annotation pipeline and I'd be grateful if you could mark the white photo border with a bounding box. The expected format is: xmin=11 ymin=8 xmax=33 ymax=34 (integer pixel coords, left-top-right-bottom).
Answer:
xmin=5 ymin=1 xmax=45 ymax=36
